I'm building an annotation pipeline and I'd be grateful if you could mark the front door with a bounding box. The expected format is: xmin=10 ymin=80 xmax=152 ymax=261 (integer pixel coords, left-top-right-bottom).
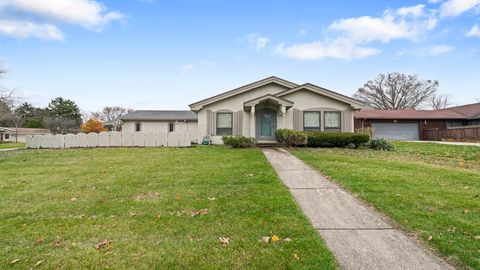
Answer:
xmin=256 ymin=109 xmax=276 ymax=141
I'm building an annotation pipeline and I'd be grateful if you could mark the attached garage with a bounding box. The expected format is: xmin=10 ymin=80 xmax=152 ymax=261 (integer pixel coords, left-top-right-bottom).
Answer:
xmin=371 ymin=122 xmax=419 ymax=141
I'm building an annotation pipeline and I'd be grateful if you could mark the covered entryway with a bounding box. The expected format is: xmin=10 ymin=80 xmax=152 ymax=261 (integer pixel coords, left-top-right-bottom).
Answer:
xmin=372 ymin=122 xmax=420 ymax=141
xmin=256 ymin=108 xmax=277 ymax=141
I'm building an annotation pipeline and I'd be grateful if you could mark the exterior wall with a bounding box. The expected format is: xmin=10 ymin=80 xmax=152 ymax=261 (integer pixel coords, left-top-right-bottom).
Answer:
xmin=197 ymin=83 xmax=289 ymax=143
xmin=2 ymin=133 xmax=27 ymax=143
xmin=197 ymin=85 xmax=357 ymax=144
xmin=281 ymin=89 xmax=354 ymax=132
xmin=354 ymin=119 xmax=449 ymax=140
xmin=122 ymin=120 xmax=198 ymax=143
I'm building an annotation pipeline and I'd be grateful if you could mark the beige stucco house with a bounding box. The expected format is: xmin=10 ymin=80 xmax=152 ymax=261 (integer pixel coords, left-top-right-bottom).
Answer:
xmin=190 ymin=76 xmax=363 ymax=144
xmin=120 ymin=76 xmax=363 ymax=144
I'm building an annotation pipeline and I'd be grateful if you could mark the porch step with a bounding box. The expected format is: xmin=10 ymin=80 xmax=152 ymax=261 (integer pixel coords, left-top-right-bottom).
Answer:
xmin=256 ymin=141 xmax=283 ymax=147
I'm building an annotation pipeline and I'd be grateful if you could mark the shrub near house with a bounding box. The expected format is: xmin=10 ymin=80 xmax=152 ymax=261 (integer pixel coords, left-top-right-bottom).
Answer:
xmin=275 ymin=129 xmax=370 ymax=148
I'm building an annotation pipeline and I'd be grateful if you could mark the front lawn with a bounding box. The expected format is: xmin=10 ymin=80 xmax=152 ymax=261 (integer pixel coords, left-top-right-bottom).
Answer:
xmin=292 ymin=142 xmax=480 ymax=269
xmin=0 ymin=147 xmax=337 ymax=269
xmin=0 ymin=142 xmax=25 ymax=149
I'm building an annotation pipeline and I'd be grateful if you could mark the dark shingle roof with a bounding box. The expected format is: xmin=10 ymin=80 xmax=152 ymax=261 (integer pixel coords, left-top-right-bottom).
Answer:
xmin=354 ymin=102 xmax=480 ymax=120
xmin=121 ymin=110 xmax=198 ymax=121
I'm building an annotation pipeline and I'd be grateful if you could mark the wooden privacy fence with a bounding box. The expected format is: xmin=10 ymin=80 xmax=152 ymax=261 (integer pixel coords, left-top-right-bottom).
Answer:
xmin=423 ymin=126 xmax=480 ymax=141
xmin=26 ymin=131 xmax=191 ymax=149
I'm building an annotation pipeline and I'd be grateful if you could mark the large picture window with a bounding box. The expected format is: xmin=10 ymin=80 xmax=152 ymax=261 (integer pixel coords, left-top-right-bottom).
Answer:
xmin=304 ymin=111 xmax=321 ymax=132
xmin=216 ymin=112 xmax=233 ymax=135
xmin=324 ymin=111 xmax=341 ymax=132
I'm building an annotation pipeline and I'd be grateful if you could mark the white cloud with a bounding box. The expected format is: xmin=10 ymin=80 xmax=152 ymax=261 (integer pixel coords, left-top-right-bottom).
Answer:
xmin=0 ymin=0 xmax=125 ymax=30
xmin=426 ymin=44 xmax=455 ymax=55
xmin=0 ymin=20 xmax=63 ymax=40
xmin=396 ymin=4 xmax=426 ymax=17
xmin=428 ymin=0 xmax=443 ymax=4
xmin=467 ymin=24 xmax=480 ymax=37
xmin=299 ymin=29 xmax=307 ymax=36
xmin=275 ymin=39 xmax=381 ymax=60
xmin=247 ymin=34 xmax=270 ymax=50
xmin=439 ymin=0 xmax=480 ymax=17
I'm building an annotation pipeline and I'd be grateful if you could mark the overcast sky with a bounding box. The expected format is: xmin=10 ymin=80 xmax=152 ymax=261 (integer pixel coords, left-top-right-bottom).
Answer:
xmin=1 ymin=0 xmax=479 ymax=112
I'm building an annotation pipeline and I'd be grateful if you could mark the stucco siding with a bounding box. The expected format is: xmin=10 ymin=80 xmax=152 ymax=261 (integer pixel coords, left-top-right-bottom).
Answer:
xmin=123 ymin=121 xmax=198 ymax=143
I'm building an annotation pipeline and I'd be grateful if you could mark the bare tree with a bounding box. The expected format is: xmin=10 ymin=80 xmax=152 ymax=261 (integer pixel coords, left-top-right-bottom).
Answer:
xmin=92 ymin=106 xmax=134 ymax=122
xmin=430 ymin=94 xmax=451 ymax=110
xmin=354 ymin=73 xmax=439 ymax=110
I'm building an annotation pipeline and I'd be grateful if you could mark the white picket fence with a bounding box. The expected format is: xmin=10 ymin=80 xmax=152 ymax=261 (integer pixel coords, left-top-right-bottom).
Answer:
xmin=26 ymin=131 xmax=191 ymax=149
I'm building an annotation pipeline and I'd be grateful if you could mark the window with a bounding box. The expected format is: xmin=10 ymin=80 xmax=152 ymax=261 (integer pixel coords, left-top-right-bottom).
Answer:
xmin=304 ymin=111 xmax=321 ymax=132
xmin=324 ymin=111 xmax=341 ymax=132
xmin=135 ymin=122 xmax=141 ymax=132
xmin=216 ymin=112 xmax=233 ymax=135
xmin=168 ymin=123 xmax=175 ymax=132
xmin=4 ymin=134 xmax=10 ymax=139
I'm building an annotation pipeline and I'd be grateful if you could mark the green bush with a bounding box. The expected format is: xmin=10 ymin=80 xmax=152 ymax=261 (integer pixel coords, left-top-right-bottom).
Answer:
xmin=222 ymin=136 xmax=256 ymax=148
xmin=307 ymin=132 xmax=370 ymax=148
xmin=275 ymin=129 xmax=307 ymax=146
xmin=367 ymin=138 xmax=395 ymax=151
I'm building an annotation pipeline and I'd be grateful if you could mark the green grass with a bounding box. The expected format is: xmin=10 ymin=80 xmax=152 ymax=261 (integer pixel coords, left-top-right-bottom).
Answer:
xmin=0 ymin=142 xmax=25 ymax=149
xmin=0 ymin=147 xmax=337 ymax=269
xmin=292 ymin=142 xmax=480 ymax=269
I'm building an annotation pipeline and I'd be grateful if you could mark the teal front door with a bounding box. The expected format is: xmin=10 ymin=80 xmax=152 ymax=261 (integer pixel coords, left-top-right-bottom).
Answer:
xmin=256 ymin=109 xmax=276 ymax=141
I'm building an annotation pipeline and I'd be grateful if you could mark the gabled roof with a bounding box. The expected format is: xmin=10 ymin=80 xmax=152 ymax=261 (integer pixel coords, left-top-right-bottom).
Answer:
xmin=0 ymin=127 xmax=51 ymax=135
xmin=244 ymin=94 xmax=294 ymax=111
xmin=354 ymin=102 xmax=480 ymax=120
xmin=121 ymin=110 xmax=198 ymax=121
xmin=189 ymin=76 xmax=298 ymax=112
xmin=276 ymin=83 xmax=364 ymax=109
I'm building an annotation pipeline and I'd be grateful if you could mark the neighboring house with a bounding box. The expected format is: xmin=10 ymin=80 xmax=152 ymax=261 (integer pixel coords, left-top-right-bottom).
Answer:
xmin=189 ymin=76 xmax=363 ymax=144
xmin=120 ymin=110 xmax=198 ymax=143
xmin=0 ymin=127 xmax=51 ymax=143
xmin=103 ymin=118 xmax=122 ymax=131
xmin=354 ymin=102 xmax=480 ymax=141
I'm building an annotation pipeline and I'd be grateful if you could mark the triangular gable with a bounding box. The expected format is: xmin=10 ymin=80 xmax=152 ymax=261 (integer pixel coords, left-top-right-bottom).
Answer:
xmin=276 ymin=83 xmax=364 ymax=110
xmin=189 ymin=76 xmax=298 ymax=112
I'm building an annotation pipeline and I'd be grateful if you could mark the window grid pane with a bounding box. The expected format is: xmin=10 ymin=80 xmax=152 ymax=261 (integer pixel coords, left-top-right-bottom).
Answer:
xmin=217 ymin=113 xmax=232 ymax=128
xmin=304 ymin=112 xmax=320 ymax=128
xmin=324 ymin=112 xmax=341 ymax=132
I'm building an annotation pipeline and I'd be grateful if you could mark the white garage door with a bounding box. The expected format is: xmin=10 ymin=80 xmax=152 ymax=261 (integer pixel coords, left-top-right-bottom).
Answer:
xmin=371 ymin=123 xmax=420 ymax=141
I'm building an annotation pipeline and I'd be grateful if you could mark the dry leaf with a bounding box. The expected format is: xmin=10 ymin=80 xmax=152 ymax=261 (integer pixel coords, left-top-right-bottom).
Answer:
xmin=427 ymin=235 xmax=433 ymax=241
xmin=129 ymin=212 xmax=136 ymax=218
xmin=208 ymin=196 xmax=216 ymax=201
xmin=190 ymin=209 xmax=209 ymax=217
xmin=219 ymin=237 xmax=229 ymax=246
xmin=271 ymin=235 xmax=280 ymax=243
xmin=95 ymin=240 xmax=111 ymax=250
xmin=34 ymin=236 xmax=44 ymax=246
xmin=261 ymin=236 xmax=270 ymax=243
xmin=293 ymin=253 xmax=300 ymax=260
xmin=464 ymin=209 xmax=470 ymax=214
xmin=284 ymin=238 xmax=291 ymax=242
xmin=175 ymin=195 xmax=182 ymax=201
xmin=474 ymin=235 xmax=480 ymax=240
xmin=70 ymin=197 xmax=77 ymax=202
xmin=9 ymin=259 xmax=20 ymax=265
xmin=35 ymin=260 xmax=44 ymax=267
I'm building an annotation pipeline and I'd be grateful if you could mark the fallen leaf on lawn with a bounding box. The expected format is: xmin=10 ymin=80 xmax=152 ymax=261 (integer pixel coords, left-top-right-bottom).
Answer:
xmin=70 ymin=197 xmax=77 ymax=202
xmin=293 ymin=253 xmax=300 ymax=260
xmin=284 ymin=238 xmax=291 ymax=242
xmin=464 ymin=209 xmax=470 ymax=214
xmin=190 ymin=209 xmax=209 ymax=217
xmin=175 ymin=195 xmax=182 ymax=201
xmin=208 ymin=196 xmax=216 ymax=201
xmin=427 ymin=235 xmax=433 ymax=241
xmin=35 ymin=260 xmax=44 ymax=267
xmin=246 ymin=173 xmax=254 ymax=177
xmin=271 ymin=235 xmax=280 ymax=243
xmin=95 ymin=240 xmax=111 ymax=250
xmin=105 ymin=247 xmax=113 ymax=255
xmin=34 ymin=236 xmax=44 ymax=245
xmin=129 ymin=212 xmax=136 ymax=218
xmin=9 ymin=259 xmax=19 ymax=265
xmin=447 ymin=227 xmax=456 ymax=233
xmin=474 ymin=235 xmax=480 ymax=240
xmin=219 ymin=237 xmax=229 ymax=246
xmin=260 ymin=236 xmax=270 ymax=243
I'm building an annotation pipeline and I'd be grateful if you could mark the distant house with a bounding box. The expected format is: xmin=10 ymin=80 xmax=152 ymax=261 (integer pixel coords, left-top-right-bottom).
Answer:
xmin=120 ymin=76 xmax=363 ymax=144
xmin=0 ymin=127 xmax=51 ymax=143
xmin=354 ymin=102 xmax=480 ymax=141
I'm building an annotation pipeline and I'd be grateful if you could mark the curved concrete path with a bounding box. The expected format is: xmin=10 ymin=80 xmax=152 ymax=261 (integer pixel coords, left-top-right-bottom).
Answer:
xmin=262 ymin=147 xmax=453 ymax=270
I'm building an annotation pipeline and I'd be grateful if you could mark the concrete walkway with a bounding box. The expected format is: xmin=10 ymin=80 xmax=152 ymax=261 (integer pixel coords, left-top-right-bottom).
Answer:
xmin=262 ymin=148 xmax=453 ymax=270
xmin=0 ymin=148 xmax=20 ymax=152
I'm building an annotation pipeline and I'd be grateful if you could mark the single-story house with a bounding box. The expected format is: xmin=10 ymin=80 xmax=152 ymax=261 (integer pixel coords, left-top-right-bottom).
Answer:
xmin=0 ymin=127 xmax=51 ymax=143
xmin=354 ymin=102 xmax=480 ymax=141
xmin=120 ymin=76 xmax=364 ymax=144
xmin=120 ymin=110 xmax=198 ymax=143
